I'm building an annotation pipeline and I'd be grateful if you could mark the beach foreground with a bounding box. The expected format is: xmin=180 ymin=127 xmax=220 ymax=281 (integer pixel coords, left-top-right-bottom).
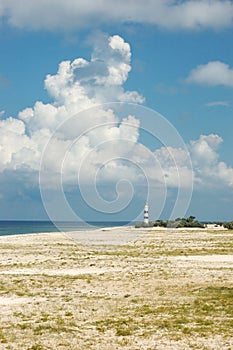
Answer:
xmin=0 ymin=228 xmax=232 ymax=350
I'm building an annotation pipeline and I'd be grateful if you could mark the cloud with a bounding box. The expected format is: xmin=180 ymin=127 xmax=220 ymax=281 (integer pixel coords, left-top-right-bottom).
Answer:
xmin=0 ymin=0 xmax=233 ymax=31
xmin=18 ymin=34 xmax=144 ymax=135
xmin=0 ymin=34 xmax=145 ymax=185
xmin=206 ymin=101 xmax=230 ymax=107
xmin=186 ymin=61 xmax=233 ymax=87
xmin=153 ymin=146 xmax=193 ymax=188
xmin=190 ymin=134 xmax=233 ymax=188
xmin=152 ymin=134 xmax=233 ymax=190
xmin=0 ymin=33 xmax=233 ymax=212
xmin=0 ymin=110 xmax=5 ymax=118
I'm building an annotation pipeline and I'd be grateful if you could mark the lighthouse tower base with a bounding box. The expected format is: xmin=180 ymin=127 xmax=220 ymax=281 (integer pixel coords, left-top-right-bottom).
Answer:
xmin=144 ymin=203 xmax=149 ymax=225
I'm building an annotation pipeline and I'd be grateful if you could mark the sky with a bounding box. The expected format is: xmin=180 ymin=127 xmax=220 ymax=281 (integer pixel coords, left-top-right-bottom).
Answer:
xmin=0 ymin=0 xmax=233 ymax=222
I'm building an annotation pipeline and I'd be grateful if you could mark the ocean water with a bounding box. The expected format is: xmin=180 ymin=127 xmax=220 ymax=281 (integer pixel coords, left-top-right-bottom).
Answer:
xmin=0 ymin=221 xmax=130 ymax=236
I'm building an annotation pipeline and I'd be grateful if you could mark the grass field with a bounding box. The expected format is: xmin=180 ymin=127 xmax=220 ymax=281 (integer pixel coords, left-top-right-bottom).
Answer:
xmin=0 ymin=228 xmax=232 ymax=349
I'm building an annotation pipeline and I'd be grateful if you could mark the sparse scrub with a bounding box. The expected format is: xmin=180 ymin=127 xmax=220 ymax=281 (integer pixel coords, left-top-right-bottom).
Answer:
xmin=0 ymin=229 xmax=232 ymax=349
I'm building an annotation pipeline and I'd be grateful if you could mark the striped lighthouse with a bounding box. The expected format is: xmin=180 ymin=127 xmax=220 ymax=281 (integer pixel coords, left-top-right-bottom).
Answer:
xmin=144 ymin=203 xmax=149 ymax=224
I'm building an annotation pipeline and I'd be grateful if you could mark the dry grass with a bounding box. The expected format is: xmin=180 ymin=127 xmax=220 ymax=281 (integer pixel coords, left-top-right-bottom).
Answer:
xmin=0 ymin=229 xmax=232 ymax=349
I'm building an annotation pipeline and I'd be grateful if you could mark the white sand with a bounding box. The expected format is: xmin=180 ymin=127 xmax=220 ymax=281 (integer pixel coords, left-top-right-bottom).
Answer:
xmin=0 ymin=227 xmax=232 ymax=350
xmin=63 ymin=226 xmax=144 ymax=245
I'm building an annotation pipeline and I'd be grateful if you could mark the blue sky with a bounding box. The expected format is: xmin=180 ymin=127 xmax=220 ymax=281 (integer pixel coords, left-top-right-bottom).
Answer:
xmin=0 ymin=0 xmax=233 ymax=222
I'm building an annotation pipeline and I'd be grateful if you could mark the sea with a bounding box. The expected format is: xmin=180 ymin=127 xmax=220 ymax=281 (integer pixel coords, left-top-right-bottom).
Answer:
xmin=0 ymin=221 xmax=130 ymax=237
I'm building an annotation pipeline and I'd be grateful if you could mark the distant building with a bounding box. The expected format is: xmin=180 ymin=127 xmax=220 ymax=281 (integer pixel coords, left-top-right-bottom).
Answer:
xmin=144 ymin=203 xmax=149 ymax=224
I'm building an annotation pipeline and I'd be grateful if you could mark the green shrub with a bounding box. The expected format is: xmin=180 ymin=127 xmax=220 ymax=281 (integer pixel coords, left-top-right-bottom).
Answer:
xmin=224 ymin=221 xmax=233 ymax=230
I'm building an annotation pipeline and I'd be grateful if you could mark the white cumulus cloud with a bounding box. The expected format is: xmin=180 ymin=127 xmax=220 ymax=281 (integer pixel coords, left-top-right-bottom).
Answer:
xmin=0 ymin=34 xmax=145 ymax=184
xmin=0 ymin=33 xmax=233 ymax=200
xmin=152 ymin=134 xmax=233 ymax=190
xmin=190 ymin=134 xmax=233 ymax=188
xmin=186 ymin=61 xmax=233 ymax=87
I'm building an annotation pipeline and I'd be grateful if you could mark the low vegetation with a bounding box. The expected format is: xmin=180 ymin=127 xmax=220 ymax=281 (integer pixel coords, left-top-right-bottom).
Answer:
xmin=135 ymin=215 xmax=205 ymax=228
xmin=136 ymin=215 xmax=233 ymax=230
xmin=224 ymin=221 xmax=233 ymax=230
xmin=0 ymin=229 xmax=232 ymax=349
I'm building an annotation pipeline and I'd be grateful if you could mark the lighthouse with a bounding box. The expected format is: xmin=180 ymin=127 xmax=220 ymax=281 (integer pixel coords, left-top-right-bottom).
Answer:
xmin=144 ymin=203 xmax=149 ymax=224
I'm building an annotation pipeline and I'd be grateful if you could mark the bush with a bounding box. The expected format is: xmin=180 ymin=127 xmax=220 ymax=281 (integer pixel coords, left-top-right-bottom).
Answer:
xmin=223 ymin=221 xmax=233 ymax=230
xmin=135 ymin=216 xmax=204 ymax=229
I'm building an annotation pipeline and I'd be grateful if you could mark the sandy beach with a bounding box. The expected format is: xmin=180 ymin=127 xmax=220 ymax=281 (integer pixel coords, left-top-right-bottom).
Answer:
xmin=0 ymin=227 xmax=232 ymax=349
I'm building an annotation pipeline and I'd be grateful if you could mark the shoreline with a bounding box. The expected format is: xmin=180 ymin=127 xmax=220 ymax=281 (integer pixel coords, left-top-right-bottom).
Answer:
xmin=0 ymin=226 xmax=144 ymax=246
xmin=0 ymin=222 xmax=227 ymax=238
xmin=0 ymin=224 xmax=228 ymax=248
